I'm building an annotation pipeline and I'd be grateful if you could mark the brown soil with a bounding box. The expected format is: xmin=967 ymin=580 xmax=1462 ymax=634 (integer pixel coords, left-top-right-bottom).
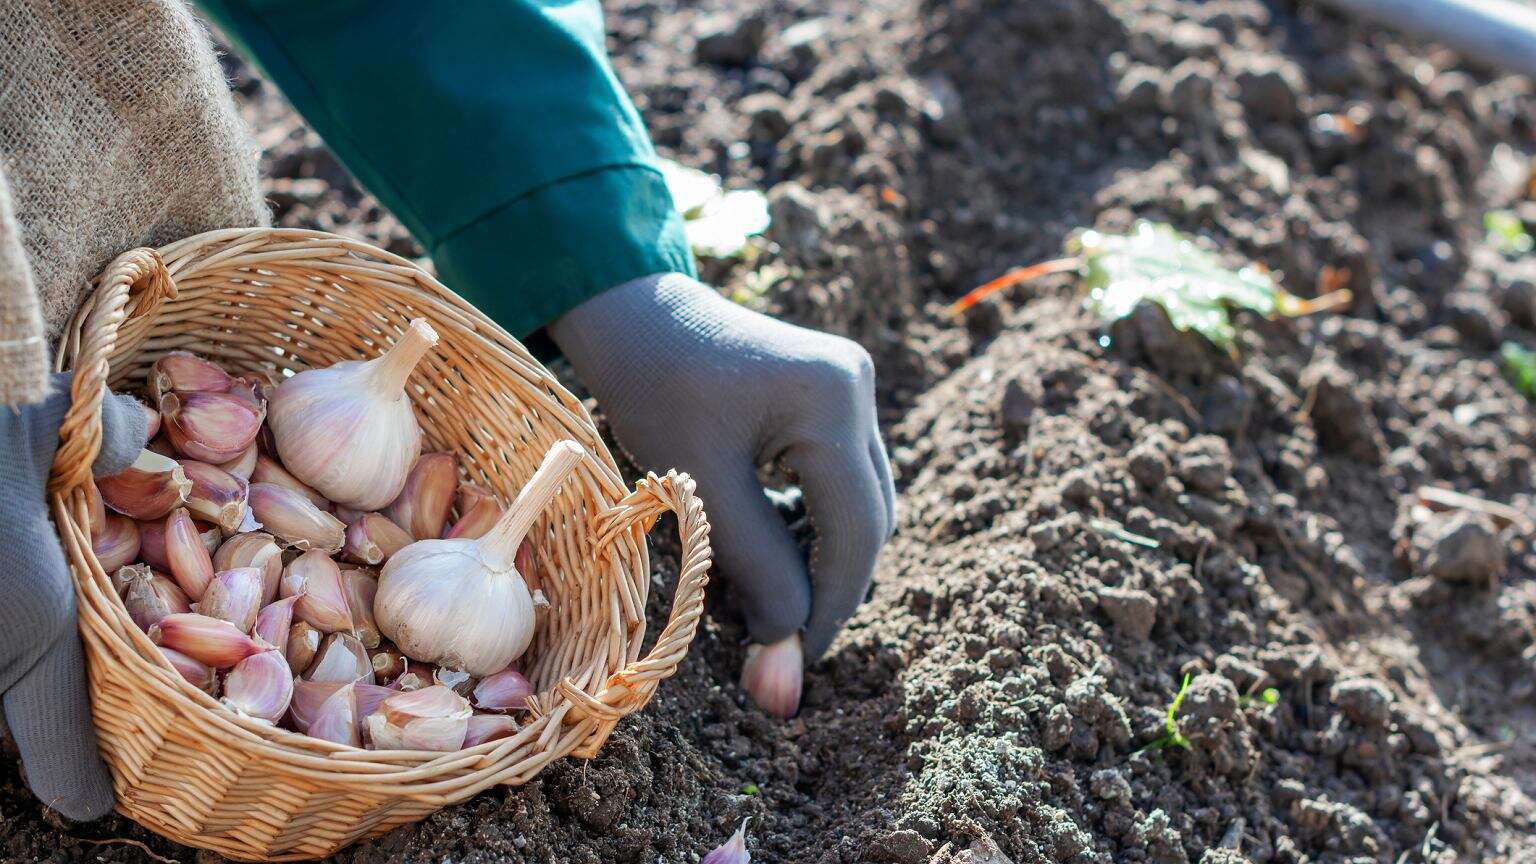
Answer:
xmin=6 ymin=1 xmax=1536 ymax=862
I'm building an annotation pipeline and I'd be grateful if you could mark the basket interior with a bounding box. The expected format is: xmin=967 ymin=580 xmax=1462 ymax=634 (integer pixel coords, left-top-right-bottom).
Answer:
xmin=94 ymin=236 xmax=652 ymax=707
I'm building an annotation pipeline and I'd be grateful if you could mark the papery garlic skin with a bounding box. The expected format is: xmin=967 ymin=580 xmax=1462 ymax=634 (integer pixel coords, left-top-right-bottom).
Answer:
xmin=365 ymin=685 xmax=470 ymax=751
xmin=269 ymin=318 xmax=437 ymax=510
xmin=118 ymin=565 xmax=192 ymax=631
xmin=376 ymin=442 xmax=582 ymax=676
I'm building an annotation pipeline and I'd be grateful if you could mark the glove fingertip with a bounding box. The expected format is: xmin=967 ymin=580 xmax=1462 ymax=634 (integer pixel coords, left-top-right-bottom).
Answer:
xmin=91 ymin=390 xmax=151 ymax=477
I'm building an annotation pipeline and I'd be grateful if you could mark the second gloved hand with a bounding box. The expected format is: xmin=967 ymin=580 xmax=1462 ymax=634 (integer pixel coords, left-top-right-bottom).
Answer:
xmin=548 ymin=273 xmax=895 ymax=712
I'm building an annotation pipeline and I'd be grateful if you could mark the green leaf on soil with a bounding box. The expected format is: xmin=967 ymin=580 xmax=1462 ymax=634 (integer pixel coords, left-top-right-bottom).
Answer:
xmin=660 ymin=159 xmax=771 ymax=259
xmin=1075 ymin=221 xmax=1351 ymax=350
xmin=1485 ymin=210 xmax=1533 ymax=256
xmin=742 ymin=783 xmax=760 ymax=795
xmin=1502 ymin=341 xmax=1536 ymax=398
xmin=1140 ymin=672 xmax=1193 ymax=752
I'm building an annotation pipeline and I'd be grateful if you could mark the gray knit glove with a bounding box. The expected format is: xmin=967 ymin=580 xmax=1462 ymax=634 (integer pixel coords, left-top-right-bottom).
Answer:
xmin=0 ymin=373 xmax=148 ymax=820
xmin=549 ymin=274 xmax=895 ymax=661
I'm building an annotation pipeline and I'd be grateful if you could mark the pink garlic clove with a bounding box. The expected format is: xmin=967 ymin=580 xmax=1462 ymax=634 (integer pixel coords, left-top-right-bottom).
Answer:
xmin=740 ymin=634 xmax=803 ymax=720
xmin=471 ymin=666 xmax=533 ymax=712
xmin=149 ymin=613 xmax=261 ymax=668
xmin=221 ymin=649 xmax=293 ymax=723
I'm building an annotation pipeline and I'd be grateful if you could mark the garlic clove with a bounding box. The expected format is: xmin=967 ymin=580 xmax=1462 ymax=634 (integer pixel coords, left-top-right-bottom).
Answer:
xmin=462 ymin=714 xmax=518 ymax=747
xmin=366 ymin=684 xmax=470 ymax=751
xmin=739 ymin=634 xmax=803 ymax=720
xmin=374 ymin=442 xmax=583 ymax=675
xmin=118 ymin=564 xmax=192 ymax=631
xmin=137 ymin=518 xmax=170 ymax=571
xmin=251 ymin=454 xmax=331 ymax=510
xmin=161 ymin=391 xmax=264 ymax=463
xmin=342 ymin=513 xmax=413 ymax=566
xmin=214 ymin=531 xmax=284 ymax=604
xmin=390 ymin=662 xmax=432 ymax=692
xmin=159 ymin=646 xmax=218 ymax=695
xmin=92 ymin=513 xmax=141 ymax=573
xmin=164 ymin=508 xmax=215 ymax=601
xmin=304 ymin=632 xmax=372 ymax=683
xmin=218 ymin=443 xmax=259 ymax=481
xmin=269 ymin=318 xmax=437 ymax=511
xmin=249 ymin=483 xmax=345 ymax=553
xmin=384 ymin=452 xmax=458 ymax=541
xmin=515 ymin=538 xmax=540 ymax=595
xmin=471 ymin=667 xmax=533 ymax=712
xmin=224 ymin=376 xmax=266 ymax=412
xmin=340 ymin=567 xmax=381 ymax=648
xmin=178 ymin=460 xmax=250 ymax=533
xmin=149 ymin=613 xmax=261 ymax=668
xmin=150 ymin=351 xmax=235 ymax=403
xmin=307 ymin=682 xmax=361 ymax=746
xmin=289 ymin=678 xmax=348 ymax=732
xmin=253 ymin=595 xmax=302 ymax=654
xmin=220 ymin=649 xmax=293 ymax=723
xmin=283 ymin=549 xmax=352 ymax=633
xmin=193 ymin=567 xmax=264 ymax=632
xmin=143 ymin=402 xmax=162 ymax=442
xmin=443 ymin=484 xmax=502 ymax=540
xmin=286 ymin=621 xmax=321 ymax=675
xmin=369 ymin=645 xmax=407 ymax=681
xmin=701 ymin=819 xmax=752 ymax=864
xmin=353 ymin=683 xmax=395 ymax=730
xmin=433 ymin=667 xmax=474 ymax=696
xmin=98 ymin=449 xmax=191 ymax=520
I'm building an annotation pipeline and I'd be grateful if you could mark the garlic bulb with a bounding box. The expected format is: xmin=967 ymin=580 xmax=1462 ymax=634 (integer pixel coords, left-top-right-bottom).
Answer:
xmin=375 ymin=441 xmax=584 ymax=675
xmin=268 ymin=318 xmax=438 ymax=510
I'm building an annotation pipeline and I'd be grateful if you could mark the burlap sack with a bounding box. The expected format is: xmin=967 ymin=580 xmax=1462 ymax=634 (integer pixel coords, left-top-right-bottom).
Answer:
xmin=0 ymin=0 xmax=267 ymax=406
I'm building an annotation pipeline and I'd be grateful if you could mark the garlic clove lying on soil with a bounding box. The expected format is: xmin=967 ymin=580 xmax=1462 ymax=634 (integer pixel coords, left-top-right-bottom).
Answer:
xmin=443 ymin=484 xmax=501 ymax=540
xmin=340 ymin=567 xmax=381 ymax=648
xmin=214 ymin=531 xmax=284 ymax=604
xmin=253 ymin=595 xmax=302 ymax=654
xmin=117 ymin=564 xmax=192 ymax=631
xmin=249 ymin=483 xmax=344 ymax=553
xmin=342 ymin=513 xmax=412 ymax=566
xmin=269 ymin=318 xmax=438 ymax=510
xmin=384 ymin=452 xmax=458 ymax=541
xmin=221 ymin=649 xmax=293 ymax=723
xmin=150 ymin=613 xmax=261 ymax=668
xmin=150 ymin=351 xmax=234 ymax=403
xmin=161 ymin=391 xmax=264 ymax=463
xmin=93 ymin=513 xmax=141 ymax=573
xmin=159 ymin=646 xmax=218 ymax=695
xmin=462 ymin=714 xmax=518 ymax=747
xmin=701 ymin=819 xmax=752 ymax=864
xmin=375 ymin=441 xmax=584 ymax=675
xmin=194 ymin=567 xmax=264 ymax=632
xmin=179 ymin=460 xmax=249 ymax=533
xmin=740 ymin=633 xmax=803 ymax=720
xmin=98 ymin=449 xmax=191 ymax=520
xmin=472 ymin=666 xmax=533 ymax=712
xmin=364 ymin=684 xmax=471 ymax=751
xmin=286 ymin=621 xmax=321 ymax=675
xmin=282 ymin=549 xmax=352 ymax=633
xmin=304 ymin=632 xmax=372 ymax=683
xmin=164 ymin=508 xmax=215 ymax=600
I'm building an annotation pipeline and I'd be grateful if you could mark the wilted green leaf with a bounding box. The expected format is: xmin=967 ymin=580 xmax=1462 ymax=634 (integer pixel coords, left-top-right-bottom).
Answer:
xmin=1077 ymin=221 xmax=1349 ymax=350
xmin=1503 ymin=341 xmax=1536 ymax=398
xmin=1486 ymin=210 xmax=1534 ymax=256
xmin=659 ymin=159 xmax=771 ymax=259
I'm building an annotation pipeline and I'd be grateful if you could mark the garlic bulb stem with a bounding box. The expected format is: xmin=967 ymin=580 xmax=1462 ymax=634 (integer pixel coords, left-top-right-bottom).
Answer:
xmin=368 ymin=319 xmax=438 ymax=395
xmin=480 ymin=441 xmax=585 ymax=569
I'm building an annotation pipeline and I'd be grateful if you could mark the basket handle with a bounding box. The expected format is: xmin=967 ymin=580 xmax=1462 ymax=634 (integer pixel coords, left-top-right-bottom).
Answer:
xmin=48 ymin=248 xmax=177 ymax=497
xmin=557 ymin=470 xmax=712 ymax=758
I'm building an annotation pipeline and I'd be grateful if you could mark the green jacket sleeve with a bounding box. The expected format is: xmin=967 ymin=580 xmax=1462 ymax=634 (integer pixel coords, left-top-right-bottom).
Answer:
xmin=198 ymin=0 xmax=696 ymax=338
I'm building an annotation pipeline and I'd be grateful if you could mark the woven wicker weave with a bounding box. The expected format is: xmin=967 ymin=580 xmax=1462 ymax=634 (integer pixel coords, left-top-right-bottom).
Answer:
xmin=46 ymin=228 xmax=713 ymax=861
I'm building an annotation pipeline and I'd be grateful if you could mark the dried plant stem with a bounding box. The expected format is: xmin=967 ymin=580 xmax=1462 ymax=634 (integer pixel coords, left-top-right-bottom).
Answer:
xmin=945 ymin=256 xmax=1080 ymax=316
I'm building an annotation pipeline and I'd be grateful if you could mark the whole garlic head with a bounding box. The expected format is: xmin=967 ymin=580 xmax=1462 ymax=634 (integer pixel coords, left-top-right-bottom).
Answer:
xmin=375 ymin=441 xmax=583 ymax=676
xmin=268 ymin=318 xmax=438 ymax=510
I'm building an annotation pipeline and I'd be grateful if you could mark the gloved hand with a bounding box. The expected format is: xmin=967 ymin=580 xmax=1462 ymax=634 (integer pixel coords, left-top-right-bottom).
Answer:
xmin=548 ymin=274 xmax=895 ymax=671
xmin=0 ymin=373 xmax=148 ymax=820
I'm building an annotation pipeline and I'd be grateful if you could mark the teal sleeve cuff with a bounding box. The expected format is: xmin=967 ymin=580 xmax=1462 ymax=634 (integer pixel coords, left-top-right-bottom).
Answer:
xmin=430 ymin=164 xmax=695 ymax=340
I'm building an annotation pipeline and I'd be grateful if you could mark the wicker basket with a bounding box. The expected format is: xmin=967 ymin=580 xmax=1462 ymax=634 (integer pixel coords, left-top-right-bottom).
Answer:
xmin=46 ymin=228 xmax=713 ymax=861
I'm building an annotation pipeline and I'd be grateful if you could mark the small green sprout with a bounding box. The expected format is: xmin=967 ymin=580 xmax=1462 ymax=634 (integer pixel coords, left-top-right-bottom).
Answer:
xmin=1503 ymin=342 xmax=1536 ymax=399
xmin=741 ymin=783 xmax=760 ymax=796
xmin=1240 ymin=687 xmax=1281 ymax=708
xmin=1485 ymin=210 xmax=1534 ymax=256
xmin=1142 ymin=673 xmax=1193 ymax=751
